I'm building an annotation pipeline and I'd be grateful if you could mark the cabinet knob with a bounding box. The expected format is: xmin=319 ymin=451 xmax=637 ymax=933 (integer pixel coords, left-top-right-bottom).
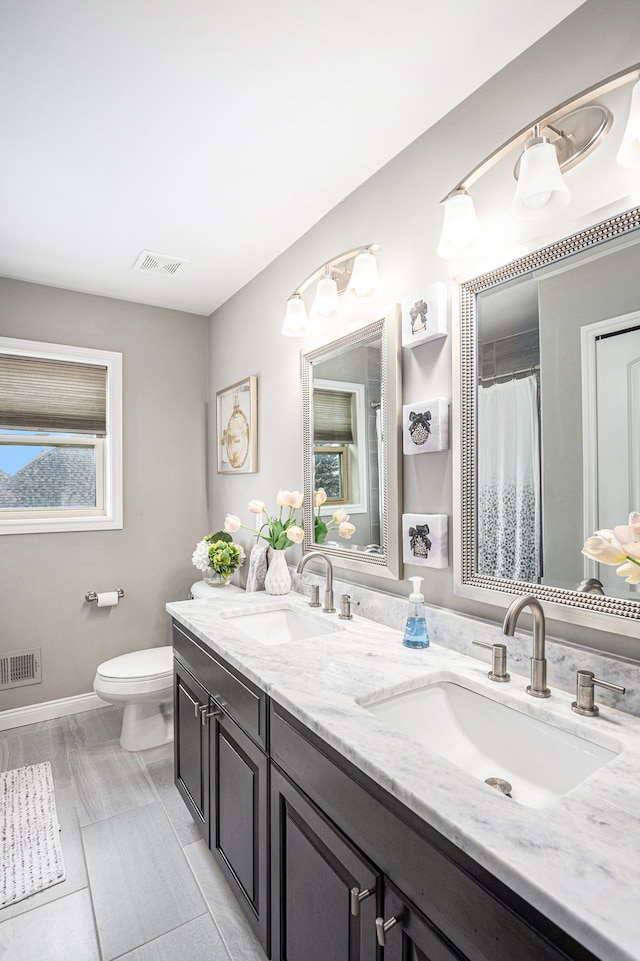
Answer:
xmin=350 ymin=886 xmax=373 ymax=916
xmin=375 ymin=915 xmax=399 ymax=946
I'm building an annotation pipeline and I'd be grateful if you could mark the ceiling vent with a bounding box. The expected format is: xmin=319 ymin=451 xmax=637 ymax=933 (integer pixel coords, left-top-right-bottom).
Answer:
xmin=132 ymin=250 xmax=191 ymax=277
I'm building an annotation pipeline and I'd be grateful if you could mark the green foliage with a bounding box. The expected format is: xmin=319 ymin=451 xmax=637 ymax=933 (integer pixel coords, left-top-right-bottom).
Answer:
xmin=206 ymin=530 xmax=232 ymax=544
xmin=207 ymin=540 xmax=243 ymax=576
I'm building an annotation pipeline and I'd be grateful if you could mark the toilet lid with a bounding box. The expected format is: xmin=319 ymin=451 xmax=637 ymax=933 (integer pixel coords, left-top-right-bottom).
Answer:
xmin=97 ymin=646 xmax=173 ymax=680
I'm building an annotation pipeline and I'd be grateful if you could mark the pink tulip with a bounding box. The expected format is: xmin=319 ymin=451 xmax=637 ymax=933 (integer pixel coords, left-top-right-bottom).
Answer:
xmin=290 ymin=491 xmax=303 ymax=509
xmin=338 ymin=521 xmax=356 ymax=539
xmin=314 ymin=488 xmax=327 ymax=508
xmin=582 ymin=533 xmax=627 ymax=566
xmin=224 ymin=514 xmax=241 ymax=533
xmin=286 ymin=525 xmax=304 ymax=544
xmin=626 ymin=543 xmax=640 ymax=561
xmin=276 ymin=489 xmax=292 ymax=507
xmin=616 ymin=560 xmax=640 ymax=584
xmin=248 ymin=499 xmax=265 ymax=514
xmin=333 ymin=508 xmax=349 ymax=524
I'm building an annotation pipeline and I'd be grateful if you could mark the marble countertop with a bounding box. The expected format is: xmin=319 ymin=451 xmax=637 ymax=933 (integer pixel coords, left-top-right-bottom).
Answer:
xmin=167 ymin=588 xmax=640 ymax=961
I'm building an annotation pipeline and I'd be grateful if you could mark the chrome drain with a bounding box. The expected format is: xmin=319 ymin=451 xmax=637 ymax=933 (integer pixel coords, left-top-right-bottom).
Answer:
xmin=484 ymin=777 xmax=513 ymax=798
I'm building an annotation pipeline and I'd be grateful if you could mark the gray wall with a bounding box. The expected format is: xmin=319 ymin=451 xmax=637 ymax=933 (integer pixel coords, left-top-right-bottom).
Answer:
xmin=540 ymin=241 xmax=640 ymax=591
xmin=0 ymin=279 xmax=209 ymax=708
xmin=208 ymin=0 xmax=640 ymax=658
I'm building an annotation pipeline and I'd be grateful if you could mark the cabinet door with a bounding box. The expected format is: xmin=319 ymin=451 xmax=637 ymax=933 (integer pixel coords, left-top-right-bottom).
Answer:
xmin=209 ymin=706 xmax=269 ymax=953
xmin=271 ymin=765 xmax=381 ymax=961
xmin=174 ymin=660 xmax=209 ymax=839
xmin=378 ymin=881 xmax=468 ymax=961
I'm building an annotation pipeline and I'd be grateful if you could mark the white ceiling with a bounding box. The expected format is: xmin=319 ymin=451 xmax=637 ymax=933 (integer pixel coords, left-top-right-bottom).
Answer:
xmin=0 ymin=1 xmax=587 ymax=317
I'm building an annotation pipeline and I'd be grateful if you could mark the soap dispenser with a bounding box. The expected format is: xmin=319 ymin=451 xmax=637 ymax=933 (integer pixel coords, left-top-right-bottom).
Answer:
xmin=403 ymin=576 xmax=430 ymax=649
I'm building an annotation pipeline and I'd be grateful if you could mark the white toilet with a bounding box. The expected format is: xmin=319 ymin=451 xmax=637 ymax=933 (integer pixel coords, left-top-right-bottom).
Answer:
xmin=93 ymin=646 xmax=174 ymax=752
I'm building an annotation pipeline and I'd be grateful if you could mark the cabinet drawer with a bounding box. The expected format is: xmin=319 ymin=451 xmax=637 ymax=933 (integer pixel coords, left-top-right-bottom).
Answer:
xmin=173 ymin=621 xmax=267 ymax=750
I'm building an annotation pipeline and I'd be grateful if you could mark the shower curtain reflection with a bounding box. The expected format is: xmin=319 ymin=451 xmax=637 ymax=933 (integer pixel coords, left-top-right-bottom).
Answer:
xmin=478 ymin=374 xmax=541 ymax=582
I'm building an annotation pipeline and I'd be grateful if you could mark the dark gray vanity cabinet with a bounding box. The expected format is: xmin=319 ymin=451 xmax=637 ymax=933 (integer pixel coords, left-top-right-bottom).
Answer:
xmin=270 ymin=702 xmax=600 ymax=961
xmin=172 ymin=622 xmax=269 ymax=953
xmin=172 ymin=620 xmax=602 ymax=961
xmin=209 ymin=704 xmax=268 ymax=950
xmin=174 ymin=658 xmax=209 ymax=837
xmin=270 ymin=764 xmax=381 ymax=961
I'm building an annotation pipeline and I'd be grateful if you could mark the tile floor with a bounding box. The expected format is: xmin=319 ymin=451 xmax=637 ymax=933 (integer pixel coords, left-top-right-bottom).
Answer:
xmin=0 ymin=705 xmax=268 ymax=961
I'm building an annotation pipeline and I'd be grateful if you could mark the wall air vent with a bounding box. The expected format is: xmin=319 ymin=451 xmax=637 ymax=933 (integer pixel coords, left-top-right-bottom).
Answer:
xmin=132 ymin=250 xmax=191 ymax=277
xmin=0 ymin=648 xmax=42 ymax=689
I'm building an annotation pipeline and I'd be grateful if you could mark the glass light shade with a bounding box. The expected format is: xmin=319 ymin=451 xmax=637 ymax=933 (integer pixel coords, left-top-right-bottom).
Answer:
xmin=281 ymin=295 xmax=309 ymax=336
xmin=616 ymin=79 xmax=640 ymax=168
xmin=346 ymin=251 xmax=382 ymax=301
xmin=310 ymin=274 xmax=340 ymax=320
xmin=511 ymin=139 xmax=570 ymax=220
xmin=436 ymin=190 xmax=480 ymax=259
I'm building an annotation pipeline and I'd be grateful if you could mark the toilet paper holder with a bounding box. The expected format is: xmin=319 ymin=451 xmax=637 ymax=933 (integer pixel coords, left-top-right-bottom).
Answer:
xmin=85 ymin=588 xmax=125 ymax=603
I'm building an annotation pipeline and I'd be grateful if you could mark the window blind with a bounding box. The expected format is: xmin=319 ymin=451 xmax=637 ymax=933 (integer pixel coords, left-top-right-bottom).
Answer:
xmin=0 ymin=355 xmax=108 ymax=434
xmin=313 ymin=389 xmax=354 ymax=444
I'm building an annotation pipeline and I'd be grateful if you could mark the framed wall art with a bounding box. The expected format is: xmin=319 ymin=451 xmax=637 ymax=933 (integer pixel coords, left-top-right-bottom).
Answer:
xmin=401 ymin=282 xmax=448 ymax=348
xmin=402 ymin=397 xmax=449 ymax=454
xmin=402 ymin=513 xmax=449 ymax=568
xmin=216 ymin=375 xmax=258 ymax=474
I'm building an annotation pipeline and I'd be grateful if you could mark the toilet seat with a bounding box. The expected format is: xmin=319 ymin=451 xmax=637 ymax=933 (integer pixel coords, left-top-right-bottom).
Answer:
xmin=94 ymin=646 xmax=173 ymax=698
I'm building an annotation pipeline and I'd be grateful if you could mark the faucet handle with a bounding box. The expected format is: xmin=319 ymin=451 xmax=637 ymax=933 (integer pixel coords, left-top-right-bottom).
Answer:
xmin=308 ymin=585 xmax=321 ymax=608
xmin=571 ymin=670 xmax=626 ymax=717
xmin=339 ymin=595 xmax=353 ymax=620
xmin=472 ymin=640 xmax=510 ymax=683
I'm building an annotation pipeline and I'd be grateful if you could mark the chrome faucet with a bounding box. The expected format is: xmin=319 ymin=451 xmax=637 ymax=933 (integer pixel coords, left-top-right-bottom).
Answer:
xmin=501 ymin=595 xmax=550 ymax=698
xmin=296 ymin=552 xmax=336 ymax=613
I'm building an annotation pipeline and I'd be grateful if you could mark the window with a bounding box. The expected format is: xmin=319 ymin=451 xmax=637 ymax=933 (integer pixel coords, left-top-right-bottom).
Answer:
xmin=0 ymin=338 xmax=122 ymax=534
xmin=312 ymin=379 xmax=366 ymax=513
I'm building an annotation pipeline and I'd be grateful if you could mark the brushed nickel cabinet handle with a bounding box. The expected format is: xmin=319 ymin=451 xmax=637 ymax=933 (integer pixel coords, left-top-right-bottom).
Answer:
xmin=375 ymin=915 xmax=398 ymax=946
xmin=350 ymin=886 xmax=373 ymax=916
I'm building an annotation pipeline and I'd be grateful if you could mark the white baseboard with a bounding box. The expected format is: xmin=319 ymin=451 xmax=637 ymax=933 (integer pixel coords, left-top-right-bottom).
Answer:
xmin=0 ymin=692 xmax=110 ymax=732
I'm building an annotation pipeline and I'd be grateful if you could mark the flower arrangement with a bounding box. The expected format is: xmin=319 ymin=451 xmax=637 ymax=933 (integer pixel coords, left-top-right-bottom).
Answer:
xmin=582 ymin=511 xmax=640 ymax=584
xmin=225 ymin=490 xmax=305 ymax=550
xmin=313 ymin=488 xmax=356 ymax=544
xmin=192 ymin=531 xmax=245 ymax=582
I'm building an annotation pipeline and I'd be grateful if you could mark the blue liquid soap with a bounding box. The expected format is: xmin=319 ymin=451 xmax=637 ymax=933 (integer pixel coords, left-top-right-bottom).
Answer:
xmin=402 ymin=576 xmax=430 ymax=649
xmin=403 ymin=615 xmax=430 ymax=648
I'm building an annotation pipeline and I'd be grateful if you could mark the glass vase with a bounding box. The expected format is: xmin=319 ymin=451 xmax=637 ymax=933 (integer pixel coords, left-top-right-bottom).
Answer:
xmin=202 ymin=569 xmax=232 ymax=588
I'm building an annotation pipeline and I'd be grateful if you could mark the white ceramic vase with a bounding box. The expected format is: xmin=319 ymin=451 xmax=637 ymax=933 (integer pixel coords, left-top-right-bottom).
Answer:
xmin=264 ymin=549 xmax=291 ymax=595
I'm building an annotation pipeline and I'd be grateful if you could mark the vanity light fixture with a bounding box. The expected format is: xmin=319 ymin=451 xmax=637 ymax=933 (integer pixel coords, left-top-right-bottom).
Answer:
xmin=437 ymin=64 xmax=640 ymax=259
xmin=510 ymin=126 xmax=571 ymax=220
xmin=311 ymin=270 xmax=340 ymax=320
xmin=436 ymin=189 xmax=481 ymax=259
xmin=281 ymin=244 xmax=381 ymax=336
xmin=281 ymin=294 xmax=310 ymax=336
xmin=617 ymin=78 xmax=640 ymax=167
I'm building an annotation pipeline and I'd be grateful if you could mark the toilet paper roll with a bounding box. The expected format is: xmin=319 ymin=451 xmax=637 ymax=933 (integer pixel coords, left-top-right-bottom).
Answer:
xmin=96 ymin=591 xmax=119 ymax=608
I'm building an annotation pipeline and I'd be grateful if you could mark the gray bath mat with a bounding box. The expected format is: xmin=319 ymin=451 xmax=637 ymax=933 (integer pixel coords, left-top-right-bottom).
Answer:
xmin=0 ymin=761 xmax=66 ymax=908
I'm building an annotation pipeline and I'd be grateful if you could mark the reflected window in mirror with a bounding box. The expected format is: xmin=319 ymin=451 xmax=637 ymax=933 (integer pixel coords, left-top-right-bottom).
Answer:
xmin=313 ymin=379 xmax=365 ymax=514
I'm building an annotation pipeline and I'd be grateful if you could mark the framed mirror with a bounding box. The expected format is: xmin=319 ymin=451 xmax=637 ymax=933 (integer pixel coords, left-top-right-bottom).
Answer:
xmin=454 ymin=205 xmax=640 ymax=634
xmin=301 ymin=305 xmax=402 ymax=580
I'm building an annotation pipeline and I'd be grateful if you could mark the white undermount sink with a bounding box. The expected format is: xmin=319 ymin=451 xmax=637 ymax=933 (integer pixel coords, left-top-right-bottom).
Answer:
xmin=221 ymin=605 xmax=344 ymax=645
xmin=360 ymin=679 xmax=620 ymax=808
